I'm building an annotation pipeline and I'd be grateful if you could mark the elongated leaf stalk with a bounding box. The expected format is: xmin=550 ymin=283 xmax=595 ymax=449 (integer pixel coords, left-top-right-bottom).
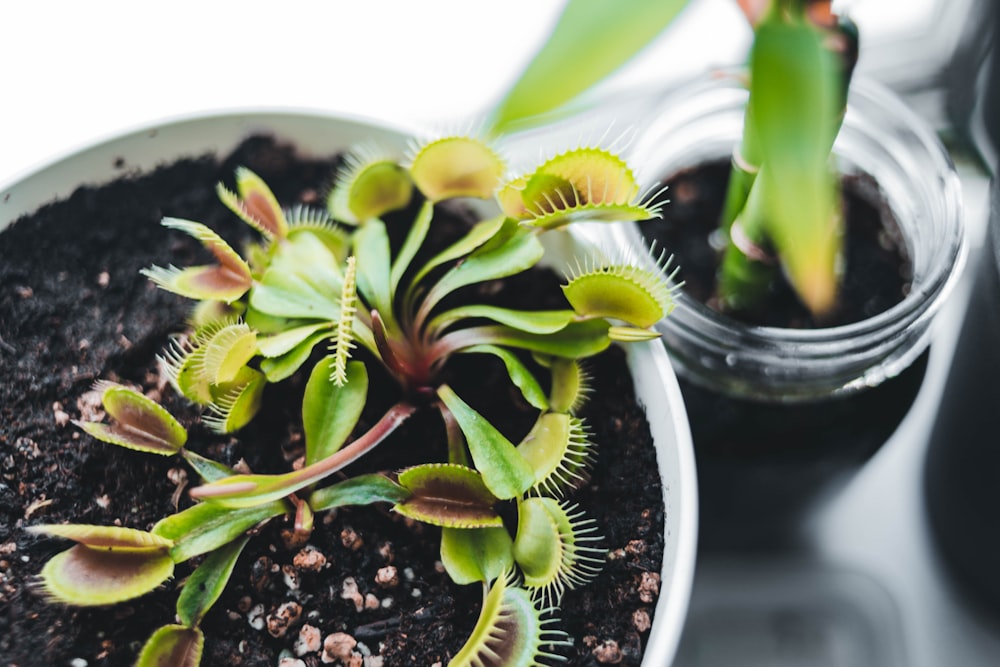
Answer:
xmin=189 ymin=402 xmax=417 ymax=507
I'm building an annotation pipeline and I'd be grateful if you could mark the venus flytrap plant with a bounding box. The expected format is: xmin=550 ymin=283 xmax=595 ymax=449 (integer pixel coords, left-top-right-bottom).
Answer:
xmin=33 ymin=134 xmax=676 ymax=666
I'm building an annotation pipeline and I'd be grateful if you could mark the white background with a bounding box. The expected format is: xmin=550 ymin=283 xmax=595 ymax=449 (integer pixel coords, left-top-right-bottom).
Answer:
xmin=0 ymin=0 xmax=956 ymax=186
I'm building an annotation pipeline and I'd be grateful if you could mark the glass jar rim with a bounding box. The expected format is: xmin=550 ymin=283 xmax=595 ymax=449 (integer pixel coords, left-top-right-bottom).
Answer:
xmin=613 ymin=70 xmax=966 ymax=398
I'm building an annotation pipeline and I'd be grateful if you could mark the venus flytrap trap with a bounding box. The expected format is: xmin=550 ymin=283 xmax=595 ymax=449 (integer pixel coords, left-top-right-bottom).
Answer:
xmin=31 ymin=133 xmax=676 ymax=666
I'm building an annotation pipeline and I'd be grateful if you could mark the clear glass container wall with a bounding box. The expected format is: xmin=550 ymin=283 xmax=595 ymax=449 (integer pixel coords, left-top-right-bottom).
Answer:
xmin=620 ymin=74 xmax=965 ymax=402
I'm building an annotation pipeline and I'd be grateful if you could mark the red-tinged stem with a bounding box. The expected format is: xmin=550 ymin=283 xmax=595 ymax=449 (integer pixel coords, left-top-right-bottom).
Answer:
xmin=438 ymin=402 xmax=470 ymax=468
xmin=293 ymin=495 xmax=315 ymax=536
xmin=190 ymin=402 xmax=417 ymax=502
xmin=371 ymin=310 xmax=416 ymax=378
xmin=373 ymin=309 xmax=440 ymax=393
xmin=425 ymin=326 xmax=501 ymax=365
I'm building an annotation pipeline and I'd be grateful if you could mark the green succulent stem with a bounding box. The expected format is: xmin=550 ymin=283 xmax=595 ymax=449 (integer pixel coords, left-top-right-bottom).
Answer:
xmin=720 ymin=143 xmax=760 ymax=233
xmin=714 ymin=0 xmax=852 ymax=318
xmin=716 ymin=166 xmax=775 ymax=313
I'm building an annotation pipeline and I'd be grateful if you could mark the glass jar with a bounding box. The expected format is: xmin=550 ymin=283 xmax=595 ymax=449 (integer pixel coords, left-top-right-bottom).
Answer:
xmin=587 ymin=72 xmax=965 ymax=549
xmin=619 ymin=72 xmax=965 ymax=402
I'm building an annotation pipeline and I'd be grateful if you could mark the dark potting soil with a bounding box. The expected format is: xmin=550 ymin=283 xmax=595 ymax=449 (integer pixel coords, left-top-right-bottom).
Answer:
xmin=641 ymin=159 xmax=911 ymax=328
xmin=0 ymin=137 xmax=665 ymax=666
xmin=638 ymin=160 xmax=925 ymax=550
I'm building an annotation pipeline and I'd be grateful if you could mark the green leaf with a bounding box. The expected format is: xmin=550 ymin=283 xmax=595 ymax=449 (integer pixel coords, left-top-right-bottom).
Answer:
xmin=259 ymin=330 xmax=332 ymax=383
xmin=243 ymin=306 xmax=305 ymax=335
xmin=466 ymin=319 xmax=612 ymax=359
xmin=136 ymin=625 xmax=204 ymax=667
xmin=308 ymin=474 xmax=410 ymax=512
xmin=249 ymin=231 xmax=342 ymax=320
xmin=440 ymin=526 xmax=514 ymax=585
xmin=489 ymin=0 xmax=691 ymax=133
xmin=460 ymin=345 xmax=548 ymax=411
xmin=177 ymin=536 xmax=249 ymax=627
xmin=407 ymin=214 xmax=506 ymax=299
xmin=428 ymin=305 xmax=575 ymax=337
xmin=303 ymin=358 xmax=368 ymax=466
xmin=353 ymin=219 xmax=395 ymax=326
xmin=421 ymin=220 xmax=544 ymax=317
xmin=395 ymin=464 xmax=502 ymax=528
xmin=409 ymin=136 xmax=506 ymax=201
xmin=152 ymin=499 xmax=287 ymax=563
xmin=748 ymin=16 xmax=842 ymax=315
xmin=436 ymin=386 xmax=534 ymax=500
xmin=36 ymin=544 xmax=174 ymax=606
xmin=74 ymin=383 xmax=186 ymax=455
xmin=257 ymin=323 xmax=333 ymax=358
xmin=390 ymin=199 xmax=434 ymax=294
xmin=182 ymin=450 xmax=235 ymax=483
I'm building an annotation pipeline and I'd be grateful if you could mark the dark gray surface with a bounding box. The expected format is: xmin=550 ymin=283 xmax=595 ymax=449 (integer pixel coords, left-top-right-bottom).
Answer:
xmin=673 ymin=165 xmax=999 ymax=667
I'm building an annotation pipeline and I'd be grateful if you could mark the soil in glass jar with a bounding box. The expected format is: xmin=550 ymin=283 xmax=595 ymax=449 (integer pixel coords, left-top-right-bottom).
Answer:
xmin=640 ymin=159 xmax=927 ymax=551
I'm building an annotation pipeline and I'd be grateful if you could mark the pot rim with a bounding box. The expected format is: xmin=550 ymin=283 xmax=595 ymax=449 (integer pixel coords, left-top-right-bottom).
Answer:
xmin=0 ymin=104 xmax=421 ymax=197
xmin=0 ymin=108 xmax=698 ymax=665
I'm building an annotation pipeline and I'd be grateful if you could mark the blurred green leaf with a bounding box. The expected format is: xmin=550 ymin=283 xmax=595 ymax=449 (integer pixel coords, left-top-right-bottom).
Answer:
xmin=490 ymin=0 xmax=690 ymax=133
xmin=259 ymin=330 xmax=332 ymax=383
xmin=747 ymin=16 xmax=842 ymax=315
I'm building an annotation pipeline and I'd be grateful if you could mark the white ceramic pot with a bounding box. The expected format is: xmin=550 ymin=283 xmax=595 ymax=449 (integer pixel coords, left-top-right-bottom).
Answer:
xmin=0 ymin=110 xmax=697 ymax=666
